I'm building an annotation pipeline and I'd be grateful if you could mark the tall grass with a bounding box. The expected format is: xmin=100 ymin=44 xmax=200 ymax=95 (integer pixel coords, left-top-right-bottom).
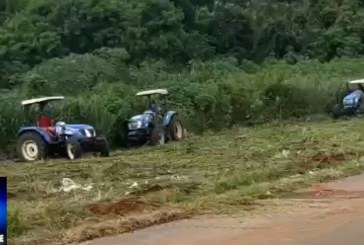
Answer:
xmin=1 ymin=57 xmax=363 ymax=156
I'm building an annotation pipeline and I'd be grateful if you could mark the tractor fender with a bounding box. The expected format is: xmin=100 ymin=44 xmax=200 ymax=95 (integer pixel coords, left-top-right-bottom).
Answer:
xmin=163 ymin=111 xmax=177 ymax=126
xmin=18 ymin=127 xmax=53 ymax=144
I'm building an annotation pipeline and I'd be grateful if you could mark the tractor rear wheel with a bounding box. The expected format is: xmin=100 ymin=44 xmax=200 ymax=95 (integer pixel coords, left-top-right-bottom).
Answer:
xmin=169 ymin=115 xmax=184 ymax=141
xmin=65 ymin=137 xmax=83 ymax=160
xmin=17 ymin=132 xmax=48 ymax=162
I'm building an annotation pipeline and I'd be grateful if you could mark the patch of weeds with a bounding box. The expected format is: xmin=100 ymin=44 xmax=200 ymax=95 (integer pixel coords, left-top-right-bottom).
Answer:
xmin=238 ymin=183 xmax=272 ymax=199
xmin=214 ymin=164 xmax=295 ymax=194
xmin=8 ymin=207 xmax=28 ymax=237
xmin=146 ymin=188 xmax=191 ymax=204
xmin=185 ymin=140 xmax=197 ymax=154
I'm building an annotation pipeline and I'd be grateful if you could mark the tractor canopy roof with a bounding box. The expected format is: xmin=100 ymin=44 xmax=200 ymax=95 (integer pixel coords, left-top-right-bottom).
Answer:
xmin=21 ymin=96 xmax=65 ymax=106
xmin=346 ymin=79 xmax=364 ymax=92
xmin=348 ymin=79 xmax=364 ymax=84
xmin=136 ymin=89 xmax=168 ymax=96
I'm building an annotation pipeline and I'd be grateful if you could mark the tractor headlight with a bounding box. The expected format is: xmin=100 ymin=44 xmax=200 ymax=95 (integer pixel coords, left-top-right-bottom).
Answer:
xmin=128 ymin=120 xmax=142 ymax=130
xmin=84 ymin=129 xmax=92 ymax=137
xmin=344 ymin=98 xmax=355 ymax=107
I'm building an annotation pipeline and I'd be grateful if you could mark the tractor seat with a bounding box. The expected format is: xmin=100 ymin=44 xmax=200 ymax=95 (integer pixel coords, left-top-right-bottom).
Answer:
xmin=37 ymin=116 xmax=57 ymax=138
xmin=38 ymin=116 xmax=53 ymax=128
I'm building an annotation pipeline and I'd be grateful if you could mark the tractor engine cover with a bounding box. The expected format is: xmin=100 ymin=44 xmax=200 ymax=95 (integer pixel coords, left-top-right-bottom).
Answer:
xmin=343 ymin=90 xmax=363 ymax=110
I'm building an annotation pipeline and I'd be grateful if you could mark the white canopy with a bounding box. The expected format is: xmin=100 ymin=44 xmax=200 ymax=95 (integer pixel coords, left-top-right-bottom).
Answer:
xmin=21 ymin=96 xmax=65 ymax=106
xmin=348 ymin=79 xmax=364 ymax=84
xmin=136 ymin=89 xmax=168 ymax=96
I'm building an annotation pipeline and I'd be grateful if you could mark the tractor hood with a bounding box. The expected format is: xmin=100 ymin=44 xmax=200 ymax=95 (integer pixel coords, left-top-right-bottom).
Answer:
xmin=66 ymin=124 xmax=94 ymax=130
xmin=343 ymin=90 xmax=362 ymax=109
xmin=128 ymin=112 xmax=153 ymax=130
xmin=57 ymin=123 xmax=96 ymax=137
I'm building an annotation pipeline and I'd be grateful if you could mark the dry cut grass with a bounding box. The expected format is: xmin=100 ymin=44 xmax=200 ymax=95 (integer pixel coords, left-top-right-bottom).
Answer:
xmin=3 ymin=118 xmax=364 ymax=244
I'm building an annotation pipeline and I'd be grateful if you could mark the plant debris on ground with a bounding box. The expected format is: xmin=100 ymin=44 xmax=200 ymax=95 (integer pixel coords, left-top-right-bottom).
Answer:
xmin=3 ymin=119 xmax=364 ymax=244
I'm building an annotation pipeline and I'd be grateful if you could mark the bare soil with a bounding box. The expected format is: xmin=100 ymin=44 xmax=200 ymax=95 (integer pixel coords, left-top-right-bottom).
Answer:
xmin=87 ymin=198 xmax=157 ymax=216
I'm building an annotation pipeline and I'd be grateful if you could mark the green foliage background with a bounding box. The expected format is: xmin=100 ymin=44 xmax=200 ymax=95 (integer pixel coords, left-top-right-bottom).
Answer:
xmin=0 ymin=0 xmax=364 ymax=155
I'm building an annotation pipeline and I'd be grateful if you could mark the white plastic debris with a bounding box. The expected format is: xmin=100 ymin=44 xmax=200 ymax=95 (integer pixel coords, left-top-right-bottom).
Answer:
xmin=129 ymin=182 xmax=139 ymax=189
xmin=274 ymin=150 xmax=290 ymax=159
xmin=170 ymin=175 xmax=188 ymax=181
xmin=59 ymin=178 xmax=93 ymax=192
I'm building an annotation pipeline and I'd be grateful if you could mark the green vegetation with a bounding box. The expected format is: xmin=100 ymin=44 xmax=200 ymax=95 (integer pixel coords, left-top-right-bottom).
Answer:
xmin=3 ymin=119 xmax=364 ymax=244
xmin=1 ymin=58 xmax=364 ymax=155
xmin=1 ymin=0 xmax=364 ymax=153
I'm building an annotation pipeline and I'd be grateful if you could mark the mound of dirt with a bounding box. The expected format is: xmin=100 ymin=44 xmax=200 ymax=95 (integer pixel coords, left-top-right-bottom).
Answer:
xmin=296 ymin=152 xmax=346 ymax=173
xmin=311 ymin=152 xmax=345 ymax=164
xmin=312 ymin=186 xmax=351 ymax=198
xmin=284 ymin=183 xmax=364 ymax=200
xmin=88 ymin=198 xmax=158 ymax=216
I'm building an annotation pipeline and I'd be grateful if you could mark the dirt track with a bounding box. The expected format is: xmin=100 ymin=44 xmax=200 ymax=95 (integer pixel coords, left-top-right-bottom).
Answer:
xmin=80 ymin=174 xmax=364 ymax=245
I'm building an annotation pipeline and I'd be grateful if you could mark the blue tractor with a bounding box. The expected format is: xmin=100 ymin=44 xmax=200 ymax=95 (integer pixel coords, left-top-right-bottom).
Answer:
xmin=127 ymin=89 xmax=184 ymax=146
xmin=332 ymin=79 xmax=364 ymax=119
xmin=17 ymin=96 xmax=109 ymax=162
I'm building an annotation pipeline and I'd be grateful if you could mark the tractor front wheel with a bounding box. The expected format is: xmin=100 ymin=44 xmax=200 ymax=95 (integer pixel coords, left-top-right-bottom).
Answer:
xmin=17 ymin=132 xmax=48 ymax=162
xmin=97 ymin=136 xmax=110 ymax=157
xmin=150 ymin=126 xmax=165 ymax=146
xmin=332 ymin=104 xmax=343 ymax=119
xmin=169 ymin=115 xmax=184 ymax=141
xmin=65 ymin=137 xmax=83 ymax=160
